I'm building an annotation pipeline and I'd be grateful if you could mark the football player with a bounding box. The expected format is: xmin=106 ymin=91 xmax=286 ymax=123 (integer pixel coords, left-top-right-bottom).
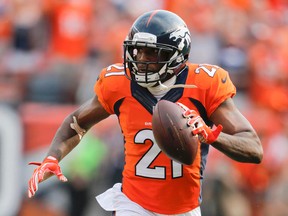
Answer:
xmin=28 ymin=10 xmax=263 ymax=216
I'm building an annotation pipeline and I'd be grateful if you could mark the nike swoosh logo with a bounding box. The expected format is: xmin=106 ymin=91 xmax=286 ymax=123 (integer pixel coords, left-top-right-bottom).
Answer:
xmin=221 ymin=76 xmax=227 ymax=83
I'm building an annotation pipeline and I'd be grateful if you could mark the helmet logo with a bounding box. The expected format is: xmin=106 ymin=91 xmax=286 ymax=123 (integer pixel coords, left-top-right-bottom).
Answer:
xmin=169 ymin=27 xmax=191 ymax=51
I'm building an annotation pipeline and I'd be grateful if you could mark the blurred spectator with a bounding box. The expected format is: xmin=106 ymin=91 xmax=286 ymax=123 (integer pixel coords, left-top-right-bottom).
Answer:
xmin=264 ymin=161 xmax=288 ymax=216
xmin=0 ymin=0 xmax=48 ymax=106
xmin=166 ymin=1 xmax=221 ymax=65
xmin=25 ymin=62 xmax=82 ymax=104
xmin=219 ymin=43 xmax=249 ymax=91
xmin=0 ymin=0 xmax=12 ymax=56
xmin=189 ymin=3 xmax=221 ymax=65
xmin=4 ymin=0 xmax=48 ymax=74
xmin=43 ymin=0 xmax=93 ymax=63
xmin=90 ymin=4 xmax=132 ymax=64
xmin=215 ymin=4 xmax=251 ymax=91
xmin=113 ymin=0 xmax=164 ymax=18
xmin=248 ymin=26 xmax=288 ymax=113
xmin=75 ymin=53 xmax=112 ymax=104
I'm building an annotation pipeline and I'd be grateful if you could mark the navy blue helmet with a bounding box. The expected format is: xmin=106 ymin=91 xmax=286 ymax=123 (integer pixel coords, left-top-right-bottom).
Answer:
xmin=123 ymin=10 xmax=191 ymax=87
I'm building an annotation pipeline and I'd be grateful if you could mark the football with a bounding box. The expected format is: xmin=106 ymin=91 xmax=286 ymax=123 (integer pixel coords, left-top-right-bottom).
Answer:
xmin=152 ymin=100 xmax=199 ymax=165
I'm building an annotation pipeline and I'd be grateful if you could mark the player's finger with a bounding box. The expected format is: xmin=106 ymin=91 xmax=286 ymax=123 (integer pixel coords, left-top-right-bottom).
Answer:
xmin=192 ymin=127 xmax=202 ymax=136
xmin=28 ymin=181 xmax=33 ymax=198
xmin=31 ymin=171 xmax=39 ymax=192
xmin=183 ymin=110 xmax=198 ymax=118
xmin=191 ymin=122 xmax=206 ymax=135
xmin=176 ymin=102 xmax=189 ymax=111
xmin=28 ymin=184 xmax=35 ymax=198
xmin=56 ymin=174 xmax=68 ymax=182
xmin=187 ymin=116 xmax=201 ymax=127
xmin=28 ymin=189 xmax=33 ymax=198
xmin=213 ymin=124 xmax=223 ymax=134
xmin=198 ymin=135 xmax=206 ymax=143
xmin=28 ymin=175 xmax=37 ymax=198
xmin=51 ymin=166 xmax=68 ymax=182
xmin=28 ymin=178 xmax=37 ymax=198
xmin=38 ymin=168 xmax=46 ymax=182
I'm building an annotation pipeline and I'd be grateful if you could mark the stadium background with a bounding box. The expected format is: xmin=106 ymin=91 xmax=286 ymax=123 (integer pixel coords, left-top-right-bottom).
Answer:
xmin=0 ymin=0 xmax=288 ymax=215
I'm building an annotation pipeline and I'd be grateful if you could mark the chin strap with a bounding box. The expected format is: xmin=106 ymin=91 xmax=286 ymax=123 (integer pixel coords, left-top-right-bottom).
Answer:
xmin=158 ymin=80 xmax=197 ymax=91
xmin=148 ymin=74 xmax=198 ymax=99
xmin=157 ymin=66 xmax=198 ymax=91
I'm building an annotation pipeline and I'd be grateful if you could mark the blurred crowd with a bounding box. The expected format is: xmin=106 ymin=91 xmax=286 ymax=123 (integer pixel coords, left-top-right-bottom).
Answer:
xmin=0 ymin=0 xmax=288 ymax=216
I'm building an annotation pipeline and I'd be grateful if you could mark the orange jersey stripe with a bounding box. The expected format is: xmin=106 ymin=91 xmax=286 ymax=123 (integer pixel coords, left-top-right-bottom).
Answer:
xmin=146 ymin=10 xmax=159 ymax=27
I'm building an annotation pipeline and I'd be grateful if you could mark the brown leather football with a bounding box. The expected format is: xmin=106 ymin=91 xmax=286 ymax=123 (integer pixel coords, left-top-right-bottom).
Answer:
xmin=152 ymin=100 xmax=199 ymax=165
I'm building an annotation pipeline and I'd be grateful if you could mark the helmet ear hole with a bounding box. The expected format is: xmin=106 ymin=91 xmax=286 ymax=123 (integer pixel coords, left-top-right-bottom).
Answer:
xmin=173 ymin=63 xmax=187 ymax=75
xmin=184 ymin=54 xmax=189 ymax=61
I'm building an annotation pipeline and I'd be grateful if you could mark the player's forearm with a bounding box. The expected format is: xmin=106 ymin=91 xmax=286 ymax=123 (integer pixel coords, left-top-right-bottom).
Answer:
xmin=212 ymin=131 xmax=263 ymax=163
xmin=47 ymin=115 xmax=83 ymax=161
xmin=38 ymin=134 xmax=78 ymax=183
xmin=33 ymin=113 xmax=89 ymax=183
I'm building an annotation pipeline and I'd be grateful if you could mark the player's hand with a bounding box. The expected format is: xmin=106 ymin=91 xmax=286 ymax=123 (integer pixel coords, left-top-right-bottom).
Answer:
xmin=28 ymin=156 xmax=67 ymax=198
xmin=176 ymin=102 xmax=223 ymax=144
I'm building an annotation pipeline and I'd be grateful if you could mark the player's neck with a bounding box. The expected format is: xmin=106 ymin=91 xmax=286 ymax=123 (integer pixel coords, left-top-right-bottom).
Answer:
xmin=148 ymin=76 xmax=176 ymax=100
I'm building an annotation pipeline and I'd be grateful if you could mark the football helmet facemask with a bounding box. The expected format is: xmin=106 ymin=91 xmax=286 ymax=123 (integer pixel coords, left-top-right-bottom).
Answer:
xmin=123 ymin=10 xmax=191 ymax=87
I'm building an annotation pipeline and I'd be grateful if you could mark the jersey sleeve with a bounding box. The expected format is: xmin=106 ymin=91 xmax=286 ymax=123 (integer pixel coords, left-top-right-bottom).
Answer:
xmin=94 ymin=64 xmax=128 ymax=115
xmin=94 ymin=68 xmax=114 ymax=114
xmin=190 ymin=63 xmax=236 ymax=117
xmin=205 ymin=66 xmax=236 ymax=116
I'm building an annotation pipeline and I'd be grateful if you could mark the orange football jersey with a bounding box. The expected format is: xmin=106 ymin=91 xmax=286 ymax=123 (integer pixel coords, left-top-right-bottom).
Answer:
xmin=94 ymin=62 xmax=236 ymax=214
